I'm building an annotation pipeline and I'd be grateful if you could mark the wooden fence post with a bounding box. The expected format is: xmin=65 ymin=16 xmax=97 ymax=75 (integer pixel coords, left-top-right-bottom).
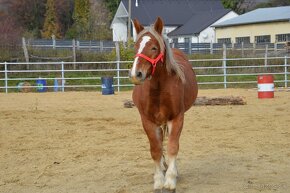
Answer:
xmin=100 ymin=40 xmax=104 ymax=52
xmin=52 ymin=35 xmax=56 ymax=49
xmin=22 ymin=37 xmax=29 ymax=69
xmin=210 ymin=42 xmax=213 ymax=54
xmin=274 ymin=43 xmax=277 ymax=56
xmin=77 ymin=40 xmax=80 ymax=50
xmin=241 ymin=42 xmax=244 ymax=57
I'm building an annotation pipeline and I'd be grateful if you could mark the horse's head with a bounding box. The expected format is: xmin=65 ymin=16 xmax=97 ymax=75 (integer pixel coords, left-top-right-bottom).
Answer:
xmin=129 ymin=17 xmax=165 ymax=85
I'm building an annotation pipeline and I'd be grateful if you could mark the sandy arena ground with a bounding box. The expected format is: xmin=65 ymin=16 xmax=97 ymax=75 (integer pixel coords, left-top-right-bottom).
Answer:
xmin=0 ymin=89 xmax=290 ymax=193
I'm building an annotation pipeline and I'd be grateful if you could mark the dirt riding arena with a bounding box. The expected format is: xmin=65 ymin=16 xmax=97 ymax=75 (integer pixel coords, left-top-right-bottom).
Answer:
xmin=0 ymin=89 xmax=289 ymax=193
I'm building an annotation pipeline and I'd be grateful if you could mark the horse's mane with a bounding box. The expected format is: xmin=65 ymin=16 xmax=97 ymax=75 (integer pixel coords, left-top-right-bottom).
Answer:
xmin=136 ymin=26 xmax=186 ymax=83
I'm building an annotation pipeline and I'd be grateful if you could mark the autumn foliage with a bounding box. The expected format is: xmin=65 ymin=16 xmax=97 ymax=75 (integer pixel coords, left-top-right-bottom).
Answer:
xmin=0 ymin=0 xmax=113 ymax=40
xmin=41 ymin=0 xmax=61 ymax=39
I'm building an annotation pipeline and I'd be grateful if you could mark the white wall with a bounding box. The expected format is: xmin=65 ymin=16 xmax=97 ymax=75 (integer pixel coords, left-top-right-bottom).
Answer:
xmin=112 ymin=19 xmax=127 ymax=42
xmin=111 ymin=2 xmax=128 ymax=42
xmin=112 ymin=2 xmax=238 ymax=43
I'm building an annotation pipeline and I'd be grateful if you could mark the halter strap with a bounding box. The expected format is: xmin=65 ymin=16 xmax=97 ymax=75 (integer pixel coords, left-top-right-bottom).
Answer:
xmin=135 ymin=52 xmax=164 ymax=75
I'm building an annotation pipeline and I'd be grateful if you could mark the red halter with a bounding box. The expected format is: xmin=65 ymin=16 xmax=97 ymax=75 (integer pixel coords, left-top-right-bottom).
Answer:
xmin=135 ymin=52 xmax=164 ymax=75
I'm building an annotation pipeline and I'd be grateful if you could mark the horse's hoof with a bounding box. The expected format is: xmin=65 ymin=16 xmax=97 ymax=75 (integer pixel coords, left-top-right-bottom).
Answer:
xmin=162 ymin=189 xmax=176 ymax=193
xmin=154 ymin=189 xmax=163 ymax=193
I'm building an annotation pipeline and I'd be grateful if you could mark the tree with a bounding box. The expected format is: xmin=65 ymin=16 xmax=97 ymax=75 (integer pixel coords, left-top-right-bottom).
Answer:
xmin=0 ymin=15 xmax=22 ymax=45
xmin=42 ymin=0 xmax=61 ymax=39
xmin=66 ymin=0 xmax=90 ymax=39
xmin=87 ymin=0 xmax=112 ymax=40
xmin=103 ymin=0 xmax=120 ymax=20
xmin=56 ymin=0 xmax=74 ymax=37
xmin=7 ymin=0 xmax=46 ymax=37
xmin=255 ymin=0 xmax=290 ymax=8
xmin=222 ymin=0 xmax=247 ymax=14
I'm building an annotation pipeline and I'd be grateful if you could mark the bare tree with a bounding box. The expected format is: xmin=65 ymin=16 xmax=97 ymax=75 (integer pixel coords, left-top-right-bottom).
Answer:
xmin=88 ymin=0 xmax=112 ymax=39
xmin=0 ymin=15 xmax=22 ymax=45
xmin=5 ymin=0 xmax=46 ymax=37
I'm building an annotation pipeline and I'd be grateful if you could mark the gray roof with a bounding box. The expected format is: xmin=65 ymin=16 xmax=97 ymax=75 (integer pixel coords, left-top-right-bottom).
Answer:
xmin=168 ymin=9 xmax=230 ymax=36
xmin=213 ymin=6 xmax=290 ymax=27
xmin=121 ymin=0 xmax=231 ymax=35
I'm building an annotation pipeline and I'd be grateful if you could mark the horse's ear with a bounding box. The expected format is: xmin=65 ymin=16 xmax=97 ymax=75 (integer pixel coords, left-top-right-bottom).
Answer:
xmin=133 ymin=18 xmax=144 ymax=34
xmin=154 ymin=17 xmax=164 ymax=35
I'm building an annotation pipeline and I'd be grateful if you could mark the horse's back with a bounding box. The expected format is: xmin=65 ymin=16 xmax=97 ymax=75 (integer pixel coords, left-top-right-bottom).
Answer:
xmin=172 ymin=48 xmax=198 ymax=111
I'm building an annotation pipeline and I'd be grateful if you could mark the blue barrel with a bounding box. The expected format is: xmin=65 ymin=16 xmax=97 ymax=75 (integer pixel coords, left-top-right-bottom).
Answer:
xmin=36 ymin=79 xmax=47 ymax=92
xmin=101 ymin=77 xmax=114 ymax=95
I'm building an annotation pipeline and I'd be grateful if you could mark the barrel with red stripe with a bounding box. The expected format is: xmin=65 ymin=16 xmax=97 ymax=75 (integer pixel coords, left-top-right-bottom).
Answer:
xmin=257 ymin=75 xmax=274 ymax=99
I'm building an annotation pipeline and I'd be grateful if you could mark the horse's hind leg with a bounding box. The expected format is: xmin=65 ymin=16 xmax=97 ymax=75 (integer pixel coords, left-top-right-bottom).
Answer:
xmin=164 ymin=114 xmax=184 ymax=191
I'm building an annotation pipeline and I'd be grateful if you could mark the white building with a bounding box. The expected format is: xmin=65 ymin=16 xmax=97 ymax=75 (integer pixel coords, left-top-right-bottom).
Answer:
xmin=111 ymin=0 xmax=238 ymax=43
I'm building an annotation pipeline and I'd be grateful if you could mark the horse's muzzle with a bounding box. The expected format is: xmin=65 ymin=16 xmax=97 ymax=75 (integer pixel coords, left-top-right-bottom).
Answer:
xmin=129 ymin=69 xmax=146 ymax=85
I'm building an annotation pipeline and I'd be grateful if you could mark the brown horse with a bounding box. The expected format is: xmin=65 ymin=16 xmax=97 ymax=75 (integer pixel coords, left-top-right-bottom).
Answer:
xmin=129 ymin=17 xmax=198 ymax=192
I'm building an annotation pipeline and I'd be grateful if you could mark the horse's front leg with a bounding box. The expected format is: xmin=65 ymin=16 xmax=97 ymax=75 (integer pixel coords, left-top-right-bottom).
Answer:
xmin=141 ymin=117 xmax=167 ymax=191
xmin=164 ymin=114 xmax=184 ymax=191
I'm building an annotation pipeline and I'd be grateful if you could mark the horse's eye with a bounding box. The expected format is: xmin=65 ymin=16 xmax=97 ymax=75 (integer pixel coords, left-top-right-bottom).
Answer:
xmin=152 ymin=47 xmax=157 ymax=51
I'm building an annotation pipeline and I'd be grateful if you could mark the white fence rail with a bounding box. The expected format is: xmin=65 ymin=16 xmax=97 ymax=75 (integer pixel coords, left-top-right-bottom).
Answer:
xmin=0 ymin=56 xmax=289 ymax=93
xmin=173 ymin=42 xmax=289 ymax=55
xmin=27 ymin=39 xmax=115 ymax=52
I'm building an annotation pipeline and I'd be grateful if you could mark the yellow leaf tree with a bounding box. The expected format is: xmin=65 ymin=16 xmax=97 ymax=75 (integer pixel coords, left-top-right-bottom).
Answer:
xmin=41 ymin=0 xmax=61 ymax=39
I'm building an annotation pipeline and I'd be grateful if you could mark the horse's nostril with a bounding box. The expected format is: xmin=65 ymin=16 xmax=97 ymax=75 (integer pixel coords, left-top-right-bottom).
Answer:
xmin=136 ymin=71 xmax=143 ymax=79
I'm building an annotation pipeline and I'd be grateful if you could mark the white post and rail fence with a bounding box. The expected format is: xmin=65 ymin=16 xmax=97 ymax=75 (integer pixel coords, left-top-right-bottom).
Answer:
xmin=0 ymin=56 xmax=289 ymax=93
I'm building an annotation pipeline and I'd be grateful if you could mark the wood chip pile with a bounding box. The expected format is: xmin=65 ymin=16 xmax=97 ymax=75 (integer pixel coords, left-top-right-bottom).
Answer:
xmin=194 ymin=96 xmax=246 ymax=106
xmin=123 ymin=96 xmax=246 ymax=108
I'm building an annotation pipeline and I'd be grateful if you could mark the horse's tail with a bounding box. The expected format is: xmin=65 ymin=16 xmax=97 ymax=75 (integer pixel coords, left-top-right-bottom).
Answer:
xmin=160 ymin=124 xmax=169 ymax=171
xmin=161 ymin=124 xmax=168 ymax=139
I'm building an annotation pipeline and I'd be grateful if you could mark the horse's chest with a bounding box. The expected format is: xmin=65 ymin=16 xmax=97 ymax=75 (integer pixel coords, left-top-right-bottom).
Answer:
xmin=133 ymin=83 xmax=183 ymax=125
xmin=144 ymin=94 xmax=180 ymax=124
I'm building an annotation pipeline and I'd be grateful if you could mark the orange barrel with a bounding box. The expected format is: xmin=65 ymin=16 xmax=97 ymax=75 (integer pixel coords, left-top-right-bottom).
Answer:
xmin=257 ymin=75 xmax=274 ymax=99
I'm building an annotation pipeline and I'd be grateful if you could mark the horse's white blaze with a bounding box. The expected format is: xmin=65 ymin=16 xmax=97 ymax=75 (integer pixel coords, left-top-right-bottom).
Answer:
xmin=131 ymin=36 xmax=151 ymax=77
xmin=164 ymin=156 xmax=177 ymax=190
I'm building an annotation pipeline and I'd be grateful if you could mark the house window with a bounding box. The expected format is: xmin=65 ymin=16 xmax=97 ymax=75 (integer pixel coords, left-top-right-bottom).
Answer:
xmin=276 ymin=33 xmax=290 ymax=42
xmin=217 ymin=38 xmax=231 ymax=44
xmin=236 ymin=36 xmax=250 ymax=44
xmin=255 ymin=35 xmax=270 ymax=43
